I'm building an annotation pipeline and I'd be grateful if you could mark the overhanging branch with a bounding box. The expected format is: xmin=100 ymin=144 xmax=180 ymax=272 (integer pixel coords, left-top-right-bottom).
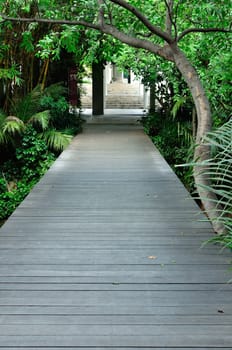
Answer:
xmin=0 ymin=13 xmax=174 ymax=62
xmin=0 ymin=14 xmax=101 ymax=30
xmin=109 ymin=0 xmax=173 ymax=43
xmin=101 ymin=23 xmax=174 ymax=61
xmin=178 ymin=27 xmax=231 ymax=41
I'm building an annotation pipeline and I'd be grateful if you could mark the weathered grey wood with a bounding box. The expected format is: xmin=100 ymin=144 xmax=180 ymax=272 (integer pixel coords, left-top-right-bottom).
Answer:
xmin=0 ymin=122 xmax=231 ymax=348
xmin=0 ymin=348 xmax=231 ymax=350
xmin=0 ymin=249 xmax=230 ymax=265
xmin=1 ymin=304 xmax=231 ymax=315
xmin=1 ymin=324 xmax=232 ymax=336
xmin=0 ymin=283 xmax=231 ymax=292
xmin=0 ymin=348 xmax=230 ymax=350
xmin=0 ymin=334 xmax=232 ymax=347
xmin=0 ymin=290 xmax=231 ymax=305
xmin=1 ymin=314 xmax=232 ymax=325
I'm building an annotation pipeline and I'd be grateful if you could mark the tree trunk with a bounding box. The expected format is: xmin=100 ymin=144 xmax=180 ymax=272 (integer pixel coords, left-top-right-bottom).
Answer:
xmin=171 ymin=45 xmax=225 ymax=234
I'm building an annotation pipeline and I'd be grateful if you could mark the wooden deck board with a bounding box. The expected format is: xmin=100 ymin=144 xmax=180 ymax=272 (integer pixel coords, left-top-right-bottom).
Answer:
xmin=0 ymin=123 xmax=231 ymax=348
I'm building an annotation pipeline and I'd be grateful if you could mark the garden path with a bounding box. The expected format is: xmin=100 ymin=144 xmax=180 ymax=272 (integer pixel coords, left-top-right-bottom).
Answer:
xmin=0 ymin=118 xmax=231 ymax=348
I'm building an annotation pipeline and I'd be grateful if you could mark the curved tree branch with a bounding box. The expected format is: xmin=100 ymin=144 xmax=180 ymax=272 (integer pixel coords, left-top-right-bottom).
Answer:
xmin=0 ymin=13 xmax=174 ymax=62
xmin=0 ymin=14 xmax=101 ymax=30
xmin=164 ymin=0 xmax=176 ymax=36
xmin=178 ymin=27 xmax=231 ymax=41
xmin=100 ymin=23 xmax=174 ymax=61
xmin=109 ymin=0 xmax=173 ymax=43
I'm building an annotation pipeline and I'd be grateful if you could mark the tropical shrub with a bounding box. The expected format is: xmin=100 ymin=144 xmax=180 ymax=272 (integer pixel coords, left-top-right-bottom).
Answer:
xmin=192 ymin=119 xmax=232 ymax=244
xmin=40 ymin=83 xmax=83 ymax=135
xmin=0 ymin=83 xmax=83 ymax=155
xmin=0 ymin=125 xmax=55 ymax=220
xmin=0 ymin=83 xmax=84 ymax=221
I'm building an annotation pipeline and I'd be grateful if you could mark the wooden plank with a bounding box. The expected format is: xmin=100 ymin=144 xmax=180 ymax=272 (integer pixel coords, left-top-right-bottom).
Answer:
xmin=0 ymin=271 xmax=230 ymax=284
xmin=0 ymin=304 xmax=231 ymax=316
xmin=0 ymin=282 xmax=230 ymax=292
xmin=0 ymin=249 xmax=230 ymax=265
xmin=0 ymin=334 xmax=232 ymax=347
xmin=0 ymin=290 xmax=231 ymax=305
xmin=0 ymin=240 xmax=216 ymax=248
xmin=1 ymin=348 xmax=231 ymax=350
xmin=0 ymin=324 xmax=232 ymax=336
xmin=0 ymin=314 xmax=232 ymax=325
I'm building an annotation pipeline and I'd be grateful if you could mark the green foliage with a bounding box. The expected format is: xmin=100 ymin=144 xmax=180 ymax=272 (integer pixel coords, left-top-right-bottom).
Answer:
xmin=28 ymin=110 xmax=50 ymax=130
xmin=0 ymin=65 xmax=23 ymax=86
xmin=0 ymin=125 xmax=55 ymax=220
xmin=12 ymin=85 xmax=44 ymax=122
xmin=40 ymin=129 xmax=73 ymax=153
xmin=0 ymin=180 xmax=31 ymax=220
xmin=141 ymin=113 xmax=194 ymax=192
xmin=16 ymin=125 xmax=55 ymax=181
xmin=0 ymin=82 xmax=83 ymax=220
xmin=40 ymin=83 xmax=84 ymax=134
xmin=36 ymin=31 xmax=60 ymax=60
xmin=3 ymin=116 xmax=25 ymax=136
xmin=192 ymin=119 xmax=232 ymax=245
xmin=0 ymin=83 xmax=83 ymax=152
xmin=20 ymin=30 xmax=34 ymax=52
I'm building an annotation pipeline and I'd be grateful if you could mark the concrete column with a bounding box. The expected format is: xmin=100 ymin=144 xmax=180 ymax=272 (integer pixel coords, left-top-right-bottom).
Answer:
xmin=143 ymin=86 xmax=149 ymax=110
xmin=92 ymin=62 xmax=104 ymax=115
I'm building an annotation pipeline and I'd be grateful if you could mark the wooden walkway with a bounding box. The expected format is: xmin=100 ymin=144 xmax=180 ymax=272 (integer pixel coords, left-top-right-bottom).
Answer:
xmin=0 ymin=121 xmax=232 ymax=349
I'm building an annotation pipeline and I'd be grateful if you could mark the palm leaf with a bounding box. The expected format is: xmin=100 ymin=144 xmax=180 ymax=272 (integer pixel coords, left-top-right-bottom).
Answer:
xmin=11 ymin=85 xmax=43 ymax=122
xmin=28 ymin=110 xmax=50 ymax=130
xmin=197 ymin=118 xmax=232 ymax=236
xmin=179 ymin=118 xmax=232 ymax=238
xmin=43 ymin=83 xmax=68 ymax=100
xmin=40 ymin=129 xmax=73 ymax=152
xmin=0 ymin=130 xmax=9 ymax=145
xmin=3 ymin=116 xmax=25 ymax=136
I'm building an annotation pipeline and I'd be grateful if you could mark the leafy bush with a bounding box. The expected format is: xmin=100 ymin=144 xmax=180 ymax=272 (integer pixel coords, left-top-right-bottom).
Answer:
xmin=1 ymin=83 xmax=84 ymax=155
xmin=0 ymin=126 xmax=55 ymax=220
xmin=0 ymin=82 xmax=84 ymax=221
xmin=0 ymin=180 xmax=31 ymax=220
xmin=141 ymin=113 xmax=194 ymax=192
xmin=16 ymin=125 xmax=55 ymax=181
xmin=40 ymin=84 xmax=83 ymax=134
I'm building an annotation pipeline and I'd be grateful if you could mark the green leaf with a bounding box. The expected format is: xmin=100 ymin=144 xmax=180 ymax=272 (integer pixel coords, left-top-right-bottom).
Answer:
xmin=28 ymin=110 xmax=50 ymax=130
xmin=41 ymin=129 xmax=73 ymax=152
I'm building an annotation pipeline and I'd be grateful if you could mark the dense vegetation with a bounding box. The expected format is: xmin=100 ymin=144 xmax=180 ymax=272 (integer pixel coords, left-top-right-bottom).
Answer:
xmin=0 ymin=1 xmax=231 ymax=244
xmin=0 ymin=84 xmax=83 ymax=220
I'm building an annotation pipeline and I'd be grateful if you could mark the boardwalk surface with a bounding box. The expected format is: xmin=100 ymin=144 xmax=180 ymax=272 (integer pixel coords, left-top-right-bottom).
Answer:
xmin=0 ymin=121 xmax=232 ymax=349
